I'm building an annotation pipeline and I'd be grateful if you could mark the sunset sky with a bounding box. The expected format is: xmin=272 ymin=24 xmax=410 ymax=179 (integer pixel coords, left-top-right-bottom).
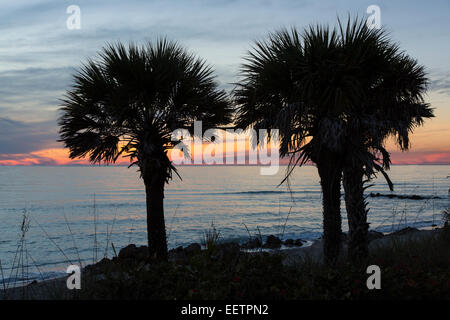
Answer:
xmin=0 ymin=0 xmax=449 ymax=166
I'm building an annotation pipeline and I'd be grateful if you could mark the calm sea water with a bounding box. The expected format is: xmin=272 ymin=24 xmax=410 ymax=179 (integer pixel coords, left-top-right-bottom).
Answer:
xmin=0 ymin=165 xmax=449 ymax=284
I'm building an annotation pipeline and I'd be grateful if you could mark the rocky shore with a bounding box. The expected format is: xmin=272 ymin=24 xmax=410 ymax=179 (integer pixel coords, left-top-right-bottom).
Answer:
xmin=0 ymin=226 xmax=443 ymax=300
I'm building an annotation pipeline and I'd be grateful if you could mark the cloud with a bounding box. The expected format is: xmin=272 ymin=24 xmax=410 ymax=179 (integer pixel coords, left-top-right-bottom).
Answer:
xmin=430 ymin=72 xmax=450 ymax=96
xmin=0 ymin=67 xmax=73 ymax=121
xmin=390 ymin=150 xmax=450 ymax=165
xmin=0 ymin=67 xmax=72 ymax=97
xmin=0 ymin=117 xmax=59 ymax=154
xmin=0 ymin=0 xmax=449 ymax=166
xmin=0 ymin=0 xmax=317 ymax=121
xmin=0 ymin=153 xmax=60 ymax=166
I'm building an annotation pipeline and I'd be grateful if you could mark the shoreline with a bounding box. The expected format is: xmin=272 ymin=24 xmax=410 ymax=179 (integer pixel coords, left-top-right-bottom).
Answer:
xmin=1 ymin=225 xmax=444 ymax=300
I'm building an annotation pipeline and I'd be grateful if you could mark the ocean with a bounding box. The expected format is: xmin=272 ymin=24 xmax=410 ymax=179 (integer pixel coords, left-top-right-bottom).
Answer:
xmin=0 ymin=165 xmax=448 ymax=285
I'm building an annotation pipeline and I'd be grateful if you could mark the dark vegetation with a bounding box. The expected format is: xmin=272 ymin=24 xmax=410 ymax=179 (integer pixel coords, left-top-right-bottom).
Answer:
xmin=74 ymin=225 xmax=449 ymax=300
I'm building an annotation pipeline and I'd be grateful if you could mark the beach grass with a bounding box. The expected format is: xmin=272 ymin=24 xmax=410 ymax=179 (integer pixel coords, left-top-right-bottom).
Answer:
xmin=2 ymin=207 xmax=449 ymax=300
xmin=74 ymin=224 xmax=449 ymax=300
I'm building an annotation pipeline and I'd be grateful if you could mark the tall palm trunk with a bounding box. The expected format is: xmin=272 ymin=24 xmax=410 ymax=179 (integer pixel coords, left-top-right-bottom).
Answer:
xmin=343 ymin=165 xmax=369 ymax=264
xmin=142 ymin=165 xmax=168 ymax=261
xmin=316 ymin=153 xmax=343 ymax=265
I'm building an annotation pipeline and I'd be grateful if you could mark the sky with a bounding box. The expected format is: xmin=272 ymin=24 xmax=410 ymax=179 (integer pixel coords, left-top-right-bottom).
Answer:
xmin=0 ymin=0 xmax=449 ymax=165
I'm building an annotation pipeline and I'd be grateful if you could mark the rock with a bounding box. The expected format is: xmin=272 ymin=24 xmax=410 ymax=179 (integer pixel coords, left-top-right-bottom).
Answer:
xmin=96 ymin=257 xmax=112 ymax=267
xmin=184 ymin=243 xmax=201 ymax=255
xmin=84 ymin=257 xmax=117 ymax=275
xmin=242 ymin=238 xmax=262 ymax=249
xmin=369 ymin=192 xmax=440 ymax=200
xmin=118 ymin=244 xmax=137 ymax=259
xmin=263 ymin=235 xmax=282 ymax=249
xmin=368 ymin=230 xmax=384 ymax=242
xmin=284 ymin=239 xmax=294 ymax=246
xmin=283 ymin=238 xmax=304 ymax=247
xmin=391 ymin=227 xmax=420 ymax=236
xmin=174 ymin=246 xmax=184 ymax=252
xmin=27 ymin=280 xmax=38 ymax=286
xmin=118 ymin=244 xmax=149 ymax=263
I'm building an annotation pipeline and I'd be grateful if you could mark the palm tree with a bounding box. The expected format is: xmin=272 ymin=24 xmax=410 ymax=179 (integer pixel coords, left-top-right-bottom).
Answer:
xmin=58 ymin=40 xmax=232 ymax=261
xmin=234 ymin=27 xmax=348 ymax=264
xmin=234 ymin=19 xmax=434 ymax=265
xmin=337 ymin=20 xmax=434 ymax=263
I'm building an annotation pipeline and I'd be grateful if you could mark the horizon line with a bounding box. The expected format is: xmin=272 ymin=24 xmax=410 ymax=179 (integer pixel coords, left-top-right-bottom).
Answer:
xmin=1 ymin=163 xmax=450 ymax=167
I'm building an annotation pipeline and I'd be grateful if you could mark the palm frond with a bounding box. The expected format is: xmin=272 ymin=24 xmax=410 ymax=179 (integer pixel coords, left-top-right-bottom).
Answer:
xmin=59 ymin=39 xmax=232 ymax=179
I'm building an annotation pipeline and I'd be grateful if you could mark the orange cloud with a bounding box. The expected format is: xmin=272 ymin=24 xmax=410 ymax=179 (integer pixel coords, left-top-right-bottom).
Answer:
xmin=0 ymin=148 xmax=74 ymax=166
xmin=2 ymin=145 xmax=449 ymax=166
xmin=389 ymin=150 xmax=450 ymax=165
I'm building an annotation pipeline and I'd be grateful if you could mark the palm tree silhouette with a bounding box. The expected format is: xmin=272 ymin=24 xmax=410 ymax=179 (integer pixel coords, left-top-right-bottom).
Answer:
xmin=234 ymin=18 xmax=433 ymax=265
xmin=58 ymin=40 xmax=232 ymax=260
xmin=338 ymin=20 xmax=433 ymax=263
xmin=234 ymin=26 xmax=348 ymax=264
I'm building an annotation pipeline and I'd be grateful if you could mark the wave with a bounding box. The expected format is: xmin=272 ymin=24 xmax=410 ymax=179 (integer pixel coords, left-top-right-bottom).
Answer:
xmin=370 ymin=219 xmax=440 ymax=234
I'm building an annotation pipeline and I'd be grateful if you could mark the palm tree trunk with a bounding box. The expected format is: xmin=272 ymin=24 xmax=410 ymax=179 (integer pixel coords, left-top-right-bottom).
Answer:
xmin=143 ymin=172 xmax=168 ymax=261
xmin=317 ymin=156 xmax=343 ymax=265
xmin=343 ymin=165 xmax=369 ymax=264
